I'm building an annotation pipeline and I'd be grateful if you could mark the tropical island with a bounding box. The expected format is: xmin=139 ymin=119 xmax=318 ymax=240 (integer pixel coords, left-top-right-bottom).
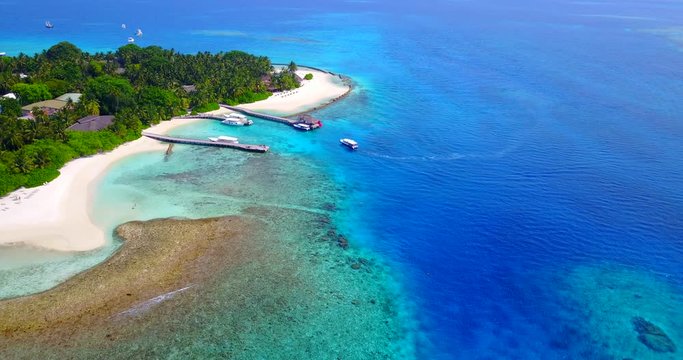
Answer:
xmin=0 ymin=41 xmax=350 ymax=251
xmin=0 ymin=41 xmax=317 ymax=196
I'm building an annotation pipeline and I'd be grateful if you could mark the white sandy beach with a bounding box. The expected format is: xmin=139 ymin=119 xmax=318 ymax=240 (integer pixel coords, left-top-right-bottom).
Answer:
xmin=0 ymin=68 xmax=350 ymax=252
xmin=0 ymin=118 xmax=204 ymax=251
xmin=240 ymin=67 xmax=350 ymax=115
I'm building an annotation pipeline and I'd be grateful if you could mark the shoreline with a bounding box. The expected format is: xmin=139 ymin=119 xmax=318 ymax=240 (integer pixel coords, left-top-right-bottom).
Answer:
xmin=0 ymin=67 xmax=350 ymax=252
xmin=240 ymin=66 xmax=351 ymax=115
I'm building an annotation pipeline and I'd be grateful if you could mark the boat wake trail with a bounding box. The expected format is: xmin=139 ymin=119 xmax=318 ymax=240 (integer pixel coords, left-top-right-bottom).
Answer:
xmin=364 ymin=145 xmax=519 ymax=162
xmin=364 ymin=152 xmax=468 ymax=161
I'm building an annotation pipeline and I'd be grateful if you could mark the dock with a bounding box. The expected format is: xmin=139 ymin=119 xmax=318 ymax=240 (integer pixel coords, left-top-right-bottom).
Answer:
xmin=142 ymin=132 xmax=269 ymax=153
xmin=219 ymin=104 xmax=322 ymax=130
xmin=177 ymin=114 xmax=228 ymax=121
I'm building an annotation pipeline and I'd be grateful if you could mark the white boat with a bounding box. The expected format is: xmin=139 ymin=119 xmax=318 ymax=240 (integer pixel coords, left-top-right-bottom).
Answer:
xmin=221 ymin=118 xmax=253 ymax=126
xmin=209 ymin=136 xmax=239 ymax=143
xmin=225 ymin=112 xmax=247 ymax=119
xmin=45 ymin=21 xmax=54 ymax=29
xmin=121 ymin=24 xmax=127 ymax=29
xmin=128 ymin=37 xmax=135 ymax=43
xmin=0 ymin=52 xmax=6 ymax=57
xmin=293 ymin=123 xmax=311 ymax=131
xmin=136 ymin=28 xmax=143 ymax=37
xmin=340 ymin=138 xmax=358 ymax=150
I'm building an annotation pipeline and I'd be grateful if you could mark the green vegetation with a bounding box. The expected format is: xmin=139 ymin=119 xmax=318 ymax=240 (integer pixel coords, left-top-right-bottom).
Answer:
xmin=304 ymin=73 xmax=313 ymax=80
xmin=0 ymin=98 xmax=21 ymax=117
xmin=193 ymin=102 xmax=219 ymax=113
xmin=11 ymin=83 xmax=52 ymax=105
xmin=271 ymin=71 xmax=300 ymax=91
xmin=223 ymin=91 xmax=271 ymax=106
xmin=0 ymin=42 xmax=304 ymax=196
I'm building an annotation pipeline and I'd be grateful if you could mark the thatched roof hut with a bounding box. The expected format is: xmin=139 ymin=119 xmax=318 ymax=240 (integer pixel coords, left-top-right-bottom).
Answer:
xmin=298 ymin=114 xmax=319 ymax=125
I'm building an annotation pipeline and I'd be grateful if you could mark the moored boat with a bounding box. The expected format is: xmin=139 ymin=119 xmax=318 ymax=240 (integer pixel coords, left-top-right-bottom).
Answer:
xmin=209 ymin=136 xmax=239 ymax=143
xmin=128 ymin=37 xmax=135 ymax=43
xmin=340 ymin=138 xmax=358 ymax=150
xmin=221 ymin=113 xmax=253 ymax=126
xmin=45 ymin=21 xmax=54 ymax=29
xmin=225 ymin=112 xmax=247 ymax=119
xmin=293 ymin=123 xmax=311 ymax=131
xmin=221 ymin=118 xmax=253 ymax=126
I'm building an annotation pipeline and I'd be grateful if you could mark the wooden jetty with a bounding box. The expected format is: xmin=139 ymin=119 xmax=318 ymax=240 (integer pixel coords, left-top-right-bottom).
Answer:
xmin=142 ymin=132 xmax=269 ymax=153
xmin=219 ymin=104 xmax=322 ymax=130
xmin=177 ymin=114 xmax=227 ymax=121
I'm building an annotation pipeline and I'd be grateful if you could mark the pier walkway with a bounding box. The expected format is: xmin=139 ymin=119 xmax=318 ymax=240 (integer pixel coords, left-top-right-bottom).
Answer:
xmin=219 ymin=104 xmax=322 ymax=130
xmin=142 ymin=132 xmax=269 ymax=153
xmin=177 ymin=114 xmax=227 ymax=121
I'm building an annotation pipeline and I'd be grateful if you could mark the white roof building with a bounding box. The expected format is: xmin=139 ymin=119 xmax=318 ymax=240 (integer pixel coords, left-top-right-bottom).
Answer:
xmin=2 ymin=92 xmax=17 ymax=100
xmin=55 ymin=93 xmax=82 ymax=103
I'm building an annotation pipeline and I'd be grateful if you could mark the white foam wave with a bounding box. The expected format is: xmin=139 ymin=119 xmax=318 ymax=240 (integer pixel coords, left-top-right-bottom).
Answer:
xmin=115 ymin=285 xmax=194 ymax=319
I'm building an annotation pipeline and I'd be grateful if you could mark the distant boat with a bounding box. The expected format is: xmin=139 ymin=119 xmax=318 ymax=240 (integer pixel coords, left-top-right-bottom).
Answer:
xmin=340 ymin=138 xmax=359 ymax=150
xmin=127 ymin=37 xmax=135 ymax=43
xmin=208 ymin=136 xmax=239 ymax=143
xmin=293 ymin=123 xmax=312 ymax=131
xmin=45 ymin=21 xmax=54 ymax=29
xmin=136 ymin=28 xmax=143 ymax=37
xmin=121 ymin=23 xmax=127 ymax=29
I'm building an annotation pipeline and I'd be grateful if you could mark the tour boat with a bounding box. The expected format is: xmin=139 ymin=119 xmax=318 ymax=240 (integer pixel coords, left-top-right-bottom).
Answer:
xmin=221 ymin=118 xmax=253 ymax=126
xmin=45 ymin=21 xmax=54 ymax=29
xmin=209 ymin=136 xmax=239 ymax=143
xmin=136 ymin=28 xmax=143 ymax=37
xmin=340 ymin=138 xmax=359 ymax=150
xmin=293 ymin=123 xmax=311 ymax=131
xmin=225 ymin=112 xmax=247 ymax=119
xmin=127 ymin=37 xmax=135 ymax=43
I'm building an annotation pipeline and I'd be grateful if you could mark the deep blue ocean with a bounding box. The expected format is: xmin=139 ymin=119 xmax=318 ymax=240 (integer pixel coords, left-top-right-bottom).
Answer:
xmin=2 ymin=0 xmax=683 ymax=358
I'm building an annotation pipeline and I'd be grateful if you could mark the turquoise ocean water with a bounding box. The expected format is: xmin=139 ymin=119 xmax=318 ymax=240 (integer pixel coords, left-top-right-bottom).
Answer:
xmin=2 ymin=0 xmax=683 ymax=358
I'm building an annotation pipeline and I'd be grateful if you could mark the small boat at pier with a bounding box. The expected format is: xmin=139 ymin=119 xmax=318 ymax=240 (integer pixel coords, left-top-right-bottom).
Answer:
xmin=208 ymin=136 xmax=239 ymax=144
xmin=293 ymin=123 xmax=311 ymax=131
xmin=340 ymin=138 xmax=358 ymax=150
xmin=221 ymin=113 xmax=253 ymax=126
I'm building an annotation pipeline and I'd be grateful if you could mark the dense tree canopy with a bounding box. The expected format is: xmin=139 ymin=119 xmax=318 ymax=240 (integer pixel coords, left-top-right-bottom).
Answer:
xmin=11 ymin=83 xmax=52 ymax=105
xmin=84 ymin=75 xmax=135 ymax=115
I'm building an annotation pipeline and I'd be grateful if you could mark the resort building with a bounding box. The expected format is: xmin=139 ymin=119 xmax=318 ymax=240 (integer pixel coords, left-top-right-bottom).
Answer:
xmin=20 ymin=92 xmax=82 ymax=117
xmin=67 ymin=115 xmax=115 ymax=131
xmin=21 ymin=99 xmax=69 ymax=117
xmin=55 ymin=93 xmax=82 ymax=103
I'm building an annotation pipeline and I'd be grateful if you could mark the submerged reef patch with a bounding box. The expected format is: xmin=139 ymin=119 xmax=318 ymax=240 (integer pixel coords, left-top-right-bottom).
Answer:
xmin=560 ymin=265 xmax=683 ymax=360
xmin=0 ymin=209 xmax=417 ymax=359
